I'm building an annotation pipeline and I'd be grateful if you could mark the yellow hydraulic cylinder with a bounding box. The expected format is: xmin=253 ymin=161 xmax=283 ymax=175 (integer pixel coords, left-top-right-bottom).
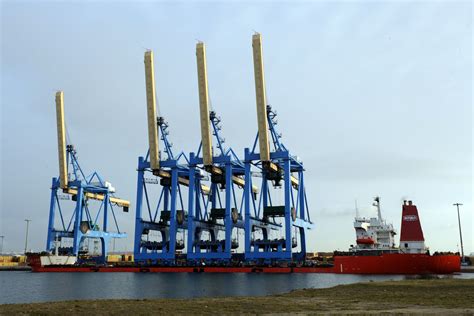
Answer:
xmin=196 ymin=42 xmax=213 ymax=166
xmin=252 ymin=33 xmax=270 ymax=162
xmin=144 ymin=51 xmax=160 ymax=170
xmin=55 ymin=91 xmax=68 ymax=189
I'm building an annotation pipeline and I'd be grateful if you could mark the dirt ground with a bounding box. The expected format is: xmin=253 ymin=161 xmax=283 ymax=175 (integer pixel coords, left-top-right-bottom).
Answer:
xmin=1 ymin=278 xmax=473 ymax=315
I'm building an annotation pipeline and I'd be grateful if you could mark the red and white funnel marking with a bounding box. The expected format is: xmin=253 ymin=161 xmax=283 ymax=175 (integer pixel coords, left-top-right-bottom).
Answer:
xmin=399 ymin=200 xmax=427 ymax=254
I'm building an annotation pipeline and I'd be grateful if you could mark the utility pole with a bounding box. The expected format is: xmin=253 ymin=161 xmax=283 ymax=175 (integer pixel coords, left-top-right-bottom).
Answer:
xmin=0 ymin=235 xmax=4 ymax=254
xmin=453 ymin=203 xmax=464 ymax=264
xmin=24 ymin=219 xmax=32 ymax=254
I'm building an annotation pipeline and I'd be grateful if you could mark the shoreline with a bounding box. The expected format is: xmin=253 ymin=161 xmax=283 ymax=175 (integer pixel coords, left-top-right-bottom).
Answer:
xmin=1 ymin=278 xmax=473 ymax=314
xmin=0 ymin=266 xmax=31 ymax=271
xmin=1 ymin=266 xmax=472 ymax=273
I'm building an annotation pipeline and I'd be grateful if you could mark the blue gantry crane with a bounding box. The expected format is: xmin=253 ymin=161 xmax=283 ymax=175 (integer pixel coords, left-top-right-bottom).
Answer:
xmin=46 ymin=91 xmax=129 ymax=264
xmin=187 ymin=42 xmax=258 ymax=263
xmin=133 ymin=51 xmax=211 ymax=264
xmin=243 ymin=33 xmax=314 ymax=263
xmin=135 ymin=34 xmax=313 ymax=265
xmin=43 ymin=34 xmax=314 ymax=268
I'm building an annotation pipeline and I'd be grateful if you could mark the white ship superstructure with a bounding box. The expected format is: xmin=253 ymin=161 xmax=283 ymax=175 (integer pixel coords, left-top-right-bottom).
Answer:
xmin=351 ymin=197 xmax=397 ymax=251
xmin=40 ymin=240 xmax=77 ymax=266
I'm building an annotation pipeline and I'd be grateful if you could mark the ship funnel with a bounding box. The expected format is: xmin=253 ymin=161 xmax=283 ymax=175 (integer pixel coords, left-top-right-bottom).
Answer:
xmin=399 ymin=201 xmax=426 ymax=254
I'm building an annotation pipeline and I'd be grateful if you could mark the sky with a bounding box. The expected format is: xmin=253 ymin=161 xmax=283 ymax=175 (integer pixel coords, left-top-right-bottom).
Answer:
xmin=1 ymin=0 xmax=472 ymax=255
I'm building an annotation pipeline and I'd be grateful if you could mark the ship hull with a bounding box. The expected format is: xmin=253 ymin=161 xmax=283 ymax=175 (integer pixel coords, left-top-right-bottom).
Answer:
xmin=333 ymin=253 xmax=461 ymax=274
xmin=28 ymin=253 xmax=460 ymax=274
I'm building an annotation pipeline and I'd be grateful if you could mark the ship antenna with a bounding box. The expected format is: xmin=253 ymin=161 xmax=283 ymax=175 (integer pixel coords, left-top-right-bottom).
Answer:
xmin=355 ymin=199 xmax=359 ymax=218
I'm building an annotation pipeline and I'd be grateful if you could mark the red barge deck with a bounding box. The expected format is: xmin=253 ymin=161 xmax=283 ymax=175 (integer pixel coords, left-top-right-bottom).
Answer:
xmin=29 ymin=253 xmax=460 ymax=274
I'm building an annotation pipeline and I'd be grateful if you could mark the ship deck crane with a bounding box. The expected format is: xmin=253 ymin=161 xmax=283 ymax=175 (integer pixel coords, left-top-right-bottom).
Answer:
xmin=187 ymin=42 xmax=258 ymax=262
xmin=244 ymin=33 xmax=314 ymax=262
xmin=46 ymin=91 xmax=128 ymax=264
xmin=134 ymin=51 xmax=211 ymax=263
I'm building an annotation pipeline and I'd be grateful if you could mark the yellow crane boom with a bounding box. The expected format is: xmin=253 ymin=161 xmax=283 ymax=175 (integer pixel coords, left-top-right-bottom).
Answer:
xmin=65 ymin=188 xmax=130 ymax=208
xmin=252 ymin=33 xmax=271 ymax=162
xmin=144 ymin=51 xmax=160 ymax=170
xmin=143 ymin=49 xmax=211 ymax=195
xmin=251 ymin=34 xmax=299 ymax=189
xmin=54 ymin=92 xmax=130 ymax=208
xmin=196 ymin=42 xmax=213 ymax=166
xmin=196 ymin=42 xmax=258 ymax=194
xmin=55 ymin=91 xmax=68 ymax=189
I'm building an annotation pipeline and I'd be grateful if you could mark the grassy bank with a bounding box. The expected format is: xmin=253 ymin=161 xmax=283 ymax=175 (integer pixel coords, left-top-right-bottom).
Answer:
xmin=1 ymin=278 xmax=473 ymax=314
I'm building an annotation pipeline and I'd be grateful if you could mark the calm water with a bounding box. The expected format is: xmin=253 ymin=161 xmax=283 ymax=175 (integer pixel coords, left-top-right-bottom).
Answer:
xmin=1 ymin=272 xmax=472 ymax=304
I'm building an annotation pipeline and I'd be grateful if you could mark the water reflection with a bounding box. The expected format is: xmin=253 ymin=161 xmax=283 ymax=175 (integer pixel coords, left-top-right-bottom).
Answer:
xmin=0 ymin=272 xmax=471 ymax=304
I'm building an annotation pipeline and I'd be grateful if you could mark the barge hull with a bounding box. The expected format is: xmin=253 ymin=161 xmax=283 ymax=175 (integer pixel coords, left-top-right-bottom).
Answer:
xmin=29 ymin=254 xmax=460 ymax=274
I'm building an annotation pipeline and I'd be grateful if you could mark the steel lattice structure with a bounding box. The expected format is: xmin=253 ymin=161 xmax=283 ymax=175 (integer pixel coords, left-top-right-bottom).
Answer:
xmin=47 ymin=91 xmax=128 ymax=264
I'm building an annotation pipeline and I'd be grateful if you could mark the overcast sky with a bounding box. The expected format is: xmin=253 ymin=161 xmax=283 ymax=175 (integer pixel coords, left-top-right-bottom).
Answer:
xmin=1 ymin=1 xmax=472 ymax=255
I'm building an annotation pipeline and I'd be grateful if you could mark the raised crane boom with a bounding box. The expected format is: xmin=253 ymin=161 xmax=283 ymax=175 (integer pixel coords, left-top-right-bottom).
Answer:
xmin=144 ymin=50 xmax=210 ymax=195
xmin=53 ymin=91 xmax=130 ymax=208
xmin=195 ymin=42 xmax=258 ymax=194
xmin=55 ymin=91 xmax=68 ymax=189
xmin=251 ymin=34 xmax=299 ymax=188
xmin=196 ymin=42 xmax=213 ymax=166
xmin=252 ymin=33 xmax=270 ymax=162
xmin=48 ymin=91 xmax=128 ymax=263
xmin=144 ymin=51 xmax=160 ymax=170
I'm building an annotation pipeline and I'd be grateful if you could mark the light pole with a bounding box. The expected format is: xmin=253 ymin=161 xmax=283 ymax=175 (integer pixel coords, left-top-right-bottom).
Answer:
xmin=0 ymin=235 xmax=4 ymax=254
xmin=24 ymin=219 xmax=32 ymax=254
xmin=453 ymin=203 xmax=464 ymax=264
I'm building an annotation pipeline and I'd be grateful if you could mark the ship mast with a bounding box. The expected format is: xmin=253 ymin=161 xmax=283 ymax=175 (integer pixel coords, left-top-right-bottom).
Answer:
xmin=355 ymin=199 xmax=359 ymax=218
xmin=373 ymin=196 xmax=382 ymax=221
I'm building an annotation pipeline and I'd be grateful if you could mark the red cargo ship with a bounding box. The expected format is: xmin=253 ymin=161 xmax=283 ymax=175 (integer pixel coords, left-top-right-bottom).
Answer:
xmin=329 ymin=198 xmax=460 ymax=274
xmin=27 ymin=199 xmax=460 ymax=274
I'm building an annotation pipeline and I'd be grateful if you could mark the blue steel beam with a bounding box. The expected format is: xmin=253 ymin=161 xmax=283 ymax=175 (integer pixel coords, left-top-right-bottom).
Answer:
xmin=187 ymin=113 xmax=247 ymax=263
xmin=133 ymin=151 xmax=188 ymax=263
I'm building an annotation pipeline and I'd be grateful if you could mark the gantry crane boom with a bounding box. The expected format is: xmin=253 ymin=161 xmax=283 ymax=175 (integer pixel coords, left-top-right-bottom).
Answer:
xmin=251 ymin=34 xmax=299 ymax=188
xmin=54 ymin=91 xmax=130 ymax=208
xmin=196 ymin=42 xmax=258 ymax=193
xmin=196 ymin=42 xmax=213 ymax=166
xmin=55 ymin=91 xmax=68 ymax=189
xmin=144 ymin=51 xmax=160 ymax=171
xmin=65 ymin=188 xmax=130 ymax=208
xmin=144 ymin=50 xmax=210 ymax=195
xmin=252 ymin=33 xmax=270 ymax=162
